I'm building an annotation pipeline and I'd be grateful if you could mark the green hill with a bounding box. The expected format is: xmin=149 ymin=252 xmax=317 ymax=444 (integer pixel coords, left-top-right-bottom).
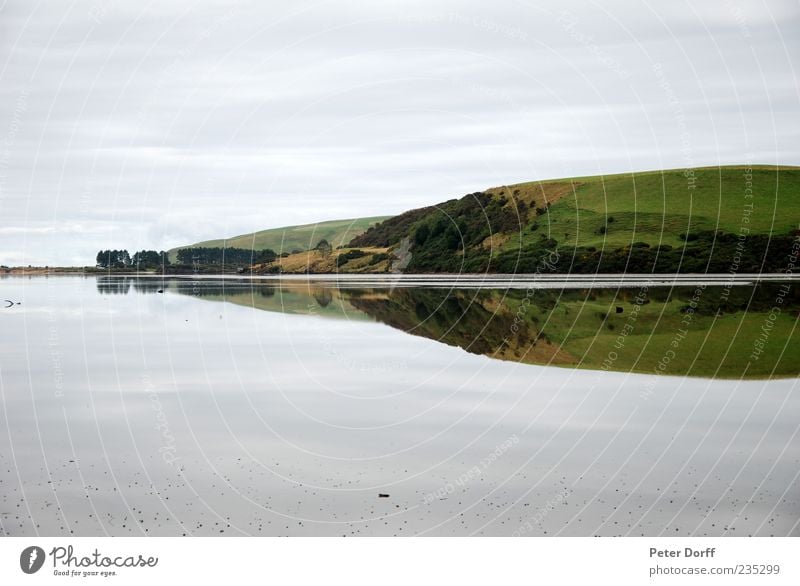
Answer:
xmin=170 ymin=216 xmax=389 ymax=260
xmin=349 ymin=165 xmax=800 ymax=273
xmin=170 ymin=165 xmax=799 ymax=273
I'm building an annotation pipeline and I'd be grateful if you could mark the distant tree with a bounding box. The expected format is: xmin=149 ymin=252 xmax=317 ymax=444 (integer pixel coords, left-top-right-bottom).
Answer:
xmin=96 ymin=249 xmax=130 ymax=269
xmin=255 ymin=249 xmax=277 ymax=265
xmin=335 ymin=249 xmax=367 ymax=268
xmin=131 ymin=250 xmax=167 ymax=270
xmin=315 ymin=239 xmax=332 ymax=258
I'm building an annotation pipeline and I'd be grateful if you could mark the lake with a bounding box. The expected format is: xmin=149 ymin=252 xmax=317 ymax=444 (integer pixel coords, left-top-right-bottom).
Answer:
xmin=1 ymin=275 xmax=798 ymax=536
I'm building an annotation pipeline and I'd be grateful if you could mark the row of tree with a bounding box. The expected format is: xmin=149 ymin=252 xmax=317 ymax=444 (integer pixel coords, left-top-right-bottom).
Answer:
xmin=98 ymin=243 xmax=340 ymax=270
xmin=96 ymin=249 xmax=168 ymax=269
xmin=174 ymin=247 xmax=277 ymax=267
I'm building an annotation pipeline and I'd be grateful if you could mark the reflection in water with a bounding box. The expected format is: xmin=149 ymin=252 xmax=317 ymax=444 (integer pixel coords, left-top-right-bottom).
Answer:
xmin=2 ymin=275 xmax=797 ymax=537
xmin=107 ymin=277 xmax=800 ymax=378
xmin=96 ymin=276 xmax=132 ymax=295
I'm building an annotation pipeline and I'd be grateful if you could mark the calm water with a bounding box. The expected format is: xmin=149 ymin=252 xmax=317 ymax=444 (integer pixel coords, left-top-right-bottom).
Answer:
xmin=1 ymin=275 xmax=798 ymax=536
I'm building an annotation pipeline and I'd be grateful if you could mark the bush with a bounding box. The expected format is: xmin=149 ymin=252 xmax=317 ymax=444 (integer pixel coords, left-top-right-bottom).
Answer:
xmin=335 ymin=249 xmax=367 ymax=267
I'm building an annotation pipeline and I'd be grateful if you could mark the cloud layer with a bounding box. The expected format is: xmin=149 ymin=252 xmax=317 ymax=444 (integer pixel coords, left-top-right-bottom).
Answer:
xmin=1 ymin=0 xmax=798 ymax=265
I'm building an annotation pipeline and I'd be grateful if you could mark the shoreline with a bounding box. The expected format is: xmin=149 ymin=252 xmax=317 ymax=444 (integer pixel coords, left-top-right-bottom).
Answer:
xmin=3 ymin=268 xmax=799 ymax=286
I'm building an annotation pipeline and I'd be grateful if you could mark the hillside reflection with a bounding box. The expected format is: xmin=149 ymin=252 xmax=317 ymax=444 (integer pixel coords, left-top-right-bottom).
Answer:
xmin=97 ymin=276 xmax=800 ymax=378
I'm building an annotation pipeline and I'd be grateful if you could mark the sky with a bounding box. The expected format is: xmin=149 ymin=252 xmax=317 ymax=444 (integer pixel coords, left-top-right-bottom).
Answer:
xmin=0 ymin=0 xmax=798 ymax=265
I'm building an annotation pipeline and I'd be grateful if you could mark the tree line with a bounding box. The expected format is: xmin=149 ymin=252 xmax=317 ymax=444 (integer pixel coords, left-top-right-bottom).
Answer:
xmin=96 ymin=249 xmax=170 ymax=269
xmin=174 ymin=247 xmax=277 ymax=266
xmin=96 ymin=247 xmax=279 ymax=269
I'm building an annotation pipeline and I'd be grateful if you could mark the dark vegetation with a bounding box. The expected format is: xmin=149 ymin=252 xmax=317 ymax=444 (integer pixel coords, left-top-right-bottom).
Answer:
xmin=349 ymin=191 xmax=527 ymax=272
xmin=96 ymin=249 xmax=168 ymax=269
xmin=95 ymin=247 xmax=278 ymax=271
xmin=335 ymin=249 xmax=367 ymax=267
xmin=315 ymin=239 xmax=333 ymax=258
xmin=351 ymin=192 xmax=523 ymax=250
xmin=483 ymin=230 xmax=800 ymax=274
xmin=348 ymin=189 xmax=799 ymax=274
xmin=174 ymin=247 xmax=277 ymax=267
xmin=348 ymin=204 xmax=440 ymax=248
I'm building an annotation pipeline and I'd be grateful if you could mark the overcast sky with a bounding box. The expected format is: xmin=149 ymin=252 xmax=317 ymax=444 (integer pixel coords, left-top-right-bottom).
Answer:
xmin=0 ymin=0 xmax=798 ymax=265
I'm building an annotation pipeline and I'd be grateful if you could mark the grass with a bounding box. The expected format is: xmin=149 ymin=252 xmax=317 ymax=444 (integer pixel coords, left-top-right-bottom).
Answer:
xmin=257 ymin=246 xmax=390 ymax=273
xmin=507 ymin=165 xmax=800 ymax=252
xmin=169 ymin=216 xmax=389 ymax=260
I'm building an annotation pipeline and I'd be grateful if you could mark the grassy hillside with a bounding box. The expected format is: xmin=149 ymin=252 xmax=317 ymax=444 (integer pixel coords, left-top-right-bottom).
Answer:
xmin=507 ymin=165 xmax=800 ymax=248
xmin=170 ymin=216 xmax=389 ymax=260
xmin=350 ymin=165 xmax=800 ymax=273
xmin=168 ymin=165 xmax=799 ymax=273
xmin=253 ymin=246 xmax=392 ymax=274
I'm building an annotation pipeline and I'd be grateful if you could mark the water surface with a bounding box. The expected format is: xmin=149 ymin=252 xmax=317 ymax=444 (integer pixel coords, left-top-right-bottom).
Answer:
xmin=1 ymin=276 xmax=798 ymax=536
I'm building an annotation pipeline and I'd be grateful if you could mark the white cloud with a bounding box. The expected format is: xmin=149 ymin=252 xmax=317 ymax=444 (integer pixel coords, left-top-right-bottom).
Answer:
xmin=0 ymin=0 xmax=797 ymax=265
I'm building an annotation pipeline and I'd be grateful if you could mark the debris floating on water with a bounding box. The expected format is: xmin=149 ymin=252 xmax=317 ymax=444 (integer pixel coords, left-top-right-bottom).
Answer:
xmin=378 ymin=493 xmax=390 ymax=498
